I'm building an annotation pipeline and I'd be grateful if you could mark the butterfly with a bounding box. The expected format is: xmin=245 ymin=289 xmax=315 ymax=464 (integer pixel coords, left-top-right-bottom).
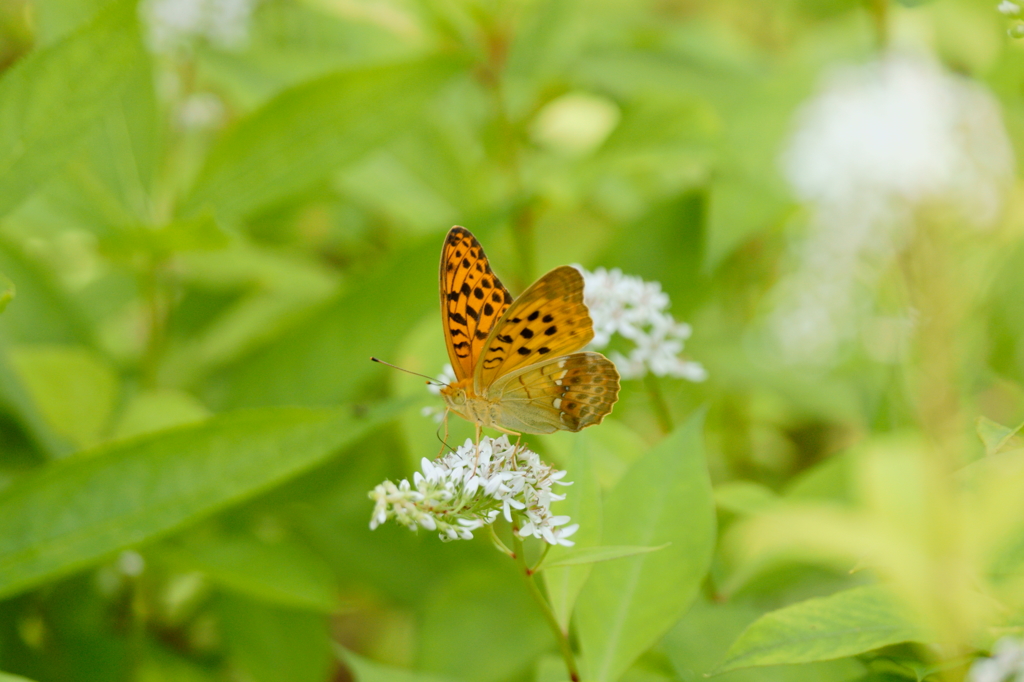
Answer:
xmin=438 ymin=226 xmax=620 ymax=438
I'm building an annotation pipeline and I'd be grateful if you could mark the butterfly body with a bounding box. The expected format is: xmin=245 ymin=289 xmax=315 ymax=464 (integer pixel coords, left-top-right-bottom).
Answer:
xmin=439 ymin=227 xmax=619 ymax=435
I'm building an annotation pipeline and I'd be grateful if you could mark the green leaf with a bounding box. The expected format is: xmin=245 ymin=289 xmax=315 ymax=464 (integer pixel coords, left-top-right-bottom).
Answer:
xmin=715 ymin=481 xmax=780 ymax=516
xmin=664 ymin=598 xmax=866 ymax=682
xmin=0 ymin=404 xmax=394 ymax=600
xmin=976 ymin=416 xmax=1023 ymax=457
xmin=0 ymin=672 xmax=39 ymax=682
xmin=159 ymin=534 xmax=338 ymax=612
xmin=218 ymin=594 xmax=332 ymax=682
xmin=539 ymin=544 xmax=670 ymax=571
xmin=181 ymin=57 xmax=462 ymax=221
xmin=207 ymin=237 xmax=437 ymax=409
xmin=338 ymin=646 xmax=463 ymax=682
xmin=714 ymin=585 xmax=927 ymax=674
xmin=6 ymin=345 xmax=119 ymax=449
xmin=576 ymin=410 xmax=716 ymax=682
xmin=0 ymin=0 xmax=146 ymax=218
xmin=543 ymin=432 xmax=602 ymax=631
xmin=0 ymin=272 xmax=13 ymax=314
xmin=111 ymin=389 xmax=210 ymax=440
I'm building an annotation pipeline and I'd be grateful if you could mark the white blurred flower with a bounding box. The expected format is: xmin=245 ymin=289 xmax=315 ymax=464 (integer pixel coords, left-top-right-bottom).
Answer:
xmin=176 ymin=93 xmax=227 ymax=131
xmin=141 ymin=0 xmax=257 ymax=54
xmin=578 ymin=266 xmax=706 ymax=381
xmin=421 ymin=364 xmax=456 ymax=422
xmin=969 ymin=637 xmax=1024 ymax=682
xmin=999 ymin=1 xmax=1021 ymax=15
xmin=772 ymin=51 xmax=1014 ymax=364
xmin=369 ymin=436 xmax=577 ymax=546
xmin=425 ymin=364 xmax=456 ymax=396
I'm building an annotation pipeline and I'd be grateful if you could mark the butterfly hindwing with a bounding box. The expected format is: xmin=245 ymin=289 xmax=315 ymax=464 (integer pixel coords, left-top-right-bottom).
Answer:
xmin=475 ymin=265 xmax=594 ymax=391
xmin=440 ymin=227 xmax=514 ymax=382
xmin=488 ymin=351 xmax=620 ymax=433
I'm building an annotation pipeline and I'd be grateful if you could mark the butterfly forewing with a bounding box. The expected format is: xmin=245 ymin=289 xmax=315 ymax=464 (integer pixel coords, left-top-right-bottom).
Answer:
xmin=474 ymin=265 xmax=594 ymax=392
xmin=488 ymin=352 xmax=620 ymax=433
xmin=440 ymin=227 xmax=514 ymax=382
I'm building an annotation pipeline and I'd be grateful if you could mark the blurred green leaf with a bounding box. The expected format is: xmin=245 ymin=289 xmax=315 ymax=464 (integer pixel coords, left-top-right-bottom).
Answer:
xmin=543 ymin=432 xmax=602 ymax=631
xmin=0 ymin=404 xmax=395 ymax=600
xmin=576 ymin=410 xmax=716 ymax=682
xmin=0 ymin=272 xmax=12 ymax=313
xmin=0 ymin=0 xmax=146 ymax=218
xmin=714 ymin=586 xmax=926 ymax=674
xmin=416 ymin=561 xmax=552 ymax=682
xmin=182 ymin=57 xmax=463 ymax=221
xmin=664 ymin=597 xmax=866 ymax=682
xmin=111 ymin=388 xmax=209 ymax=440
xmin=715 ymin=481 xmax=780 ymax=516
xmin=206 ymin=236 xmax=436 ymax=409
xmin=161 ymin=534 xmax=338 ymax=612
xmin=975 ymin=416 xmax=1023 ymax=457
xmin=0 ymin=674 xmax=38 ymax=682
xmin=0 ymin=236 xmax=92 ymax=346
xmin=338 ymin=646 xmax=463 ymax=682
xmin=539 ymin=544 xmax=670 ymax=571
xmin=218 ymin=594 xmax=332 ymax=682
xmin=6 ymin=345 xmax=118 ymax=449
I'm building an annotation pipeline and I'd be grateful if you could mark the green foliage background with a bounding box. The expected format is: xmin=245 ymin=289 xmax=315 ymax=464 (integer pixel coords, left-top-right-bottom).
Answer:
xmin=0 ymin=0 xmax=1023 ymax=681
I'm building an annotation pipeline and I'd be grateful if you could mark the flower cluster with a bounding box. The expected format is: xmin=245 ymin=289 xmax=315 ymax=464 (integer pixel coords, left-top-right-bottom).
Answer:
xmin=577 ymin=266 xmax=706 ymax=381
xmin=141 ymin=0 xmax=257 ymax=54
xmin=969 ymin=638 xmax=1024 ymax=682
xmin=369 ymin=436 xmax=578 ymax=546
xmin=772 ymin=51 xmax=1014 ymax=364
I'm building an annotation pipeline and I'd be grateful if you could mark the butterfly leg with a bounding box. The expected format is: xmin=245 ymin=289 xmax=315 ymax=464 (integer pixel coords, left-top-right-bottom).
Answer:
xmin=436 ymin=409 xmax=450 ymax=459
xmin=471 ymin=423 xmax=482 ymax=476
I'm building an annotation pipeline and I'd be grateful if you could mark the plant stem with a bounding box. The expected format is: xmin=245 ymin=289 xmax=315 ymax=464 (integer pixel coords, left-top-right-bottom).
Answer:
xmin=645 ymin=374 xmax=674 ymax=434
xmin=488 ymin=524 xmax=515 ymax=558
xmin=866 ymin=0 xmax=888 ymax=48
xmin=511 ymin=532 xmax=580 ymax=682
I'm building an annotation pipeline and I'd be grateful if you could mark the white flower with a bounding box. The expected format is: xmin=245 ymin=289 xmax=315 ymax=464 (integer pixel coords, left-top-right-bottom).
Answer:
xmin=368 ymin=436 xmax=577 ymax=546
xmin=141 ymin=0 xmax=257 ymax=54
xmin=421 ymin=364 xmax=456 ymax=422
xmin=577 ymin=266 xmax=705 ymax=381
xmin=998 ymin=1 xmax=1021 ymax=15
xmin=969 ymin=638 xmax=1024 ymax=682
xmin=772 ymin=51 xmax=1014 ymax=365
xmin=425 ymin=364 xmax=456 ymax=396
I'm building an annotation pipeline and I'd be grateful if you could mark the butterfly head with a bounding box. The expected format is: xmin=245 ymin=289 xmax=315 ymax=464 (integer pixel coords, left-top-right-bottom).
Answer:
xmin=439 ymin=378 xmax=471 ymax=407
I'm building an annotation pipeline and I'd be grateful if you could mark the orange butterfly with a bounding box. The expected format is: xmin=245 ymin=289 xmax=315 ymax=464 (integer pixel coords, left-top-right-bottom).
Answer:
xmin=438 ymin=227 xmax=619 ymax=439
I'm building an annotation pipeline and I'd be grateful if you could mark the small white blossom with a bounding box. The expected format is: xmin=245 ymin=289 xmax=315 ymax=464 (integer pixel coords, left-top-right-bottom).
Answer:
xmin=773 ymin=51 xmax=1014 ymax=365
xmin=969 ymin=638 xmax=1024 ymax=682
xmin=141 ymin=0 xmax=257 ymax=54
xmin=368 ymin=436 xmax=577 ymax=546
xmin=577 ymin=266 xmax=705 ymax=381
xmin=999 ymin=1 xmax=1021 ymax=15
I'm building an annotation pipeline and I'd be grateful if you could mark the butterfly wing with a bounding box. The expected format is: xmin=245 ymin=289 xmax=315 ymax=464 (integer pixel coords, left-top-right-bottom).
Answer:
xmin=488 ymin=351 xmax=619 ymax=433
xmin=440 ymin=227 xmax=514 ymax=382
xmin=474 ymin=265 xmax=594 ymax=392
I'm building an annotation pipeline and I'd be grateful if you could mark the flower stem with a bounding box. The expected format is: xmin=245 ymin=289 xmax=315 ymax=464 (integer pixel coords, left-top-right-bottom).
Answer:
xmin=511 ymin=532 xmax=580 ymax=682
xmin=645 ymin=373 xmax=674 ymax=434
xmin=488 ymin=524 xmax=515 ymax=558
xmin=866 ymin=0 xmax=888 ymax=48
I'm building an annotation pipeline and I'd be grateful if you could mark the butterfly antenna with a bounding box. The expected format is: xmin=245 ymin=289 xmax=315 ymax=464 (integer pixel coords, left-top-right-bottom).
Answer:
xmin=370 ymin=357 xmax=447 ymax=386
